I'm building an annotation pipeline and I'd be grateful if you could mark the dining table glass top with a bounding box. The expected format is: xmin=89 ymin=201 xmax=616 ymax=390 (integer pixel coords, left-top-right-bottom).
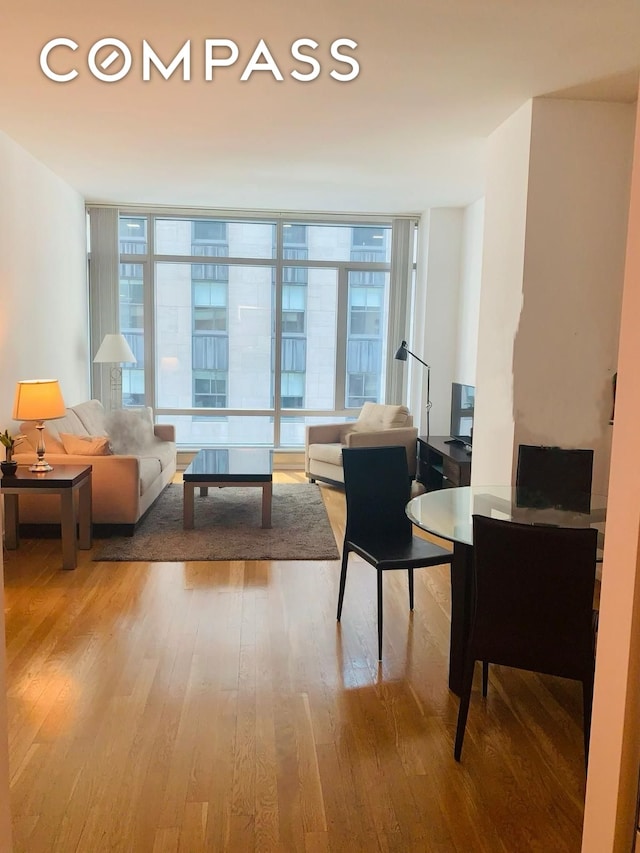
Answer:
xmin=406 ymin=485 xmax=607 ymax=547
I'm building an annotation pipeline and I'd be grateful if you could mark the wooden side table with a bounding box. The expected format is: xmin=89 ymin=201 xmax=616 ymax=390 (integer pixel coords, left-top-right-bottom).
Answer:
xmin=1 ymin=464 xmax=92 ymax=570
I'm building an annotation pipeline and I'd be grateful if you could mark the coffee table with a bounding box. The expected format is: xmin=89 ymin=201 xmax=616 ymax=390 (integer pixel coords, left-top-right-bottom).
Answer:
xmin=1 ymin=464 xmax=93 ymax=570
xmin=183 ymin=448 xmax=273 ymax=530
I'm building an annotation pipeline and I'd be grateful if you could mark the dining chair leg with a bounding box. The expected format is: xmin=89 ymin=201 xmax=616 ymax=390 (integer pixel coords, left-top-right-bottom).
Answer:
xmin=337 ymin=548 xmax=349 ymax=621
xmin=408 ymin=568 xmax=414 ymax=610
xmin=582 ymin=674 xmax=594 ymax=766
xmin=377 ymin=569 xmax=384 ymax=661
xmin=482 ymin=661 xmax=489 ymax=697
xmin=454 ymin=656 xmax=476 ymax=761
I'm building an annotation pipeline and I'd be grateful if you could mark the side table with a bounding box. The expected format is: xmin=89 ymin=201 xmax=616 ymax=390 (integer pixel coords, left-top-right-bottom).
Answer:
xmin=1 ymin=464 xmax=92 ymax=570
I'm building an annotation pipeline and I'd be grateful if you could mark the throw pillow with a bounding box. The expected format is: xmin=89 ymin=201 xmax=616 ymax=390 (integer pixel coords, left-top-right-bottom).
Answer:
xmin=105 ymin=408 xmax=156 ymax=455
xmin=60 ymin=433 xmax=112 ymax=456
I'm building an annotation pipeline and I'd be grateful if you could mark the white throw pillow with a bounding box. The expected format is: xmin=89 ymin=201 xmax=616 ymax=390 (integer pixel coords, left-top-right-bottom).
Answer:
xmin=60 ymin=433 xmax=112 ymax=456
xmin=105 ymin=408 xmax=156 ymax=455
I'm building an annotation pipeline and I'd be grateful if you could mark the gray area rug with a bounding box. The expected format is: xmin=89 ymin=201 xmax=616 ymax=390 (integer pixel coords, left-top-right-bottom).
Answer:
xmin=94 ymin=483 xmax=340 ymax=562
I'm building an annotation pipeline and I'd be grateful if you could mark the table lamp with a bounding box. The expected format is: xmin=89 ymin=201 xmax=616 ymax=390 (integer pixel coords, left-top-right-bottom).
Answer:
xmin=394 ymin=340 xmax=432 ymax=438
xmin=12 ymin=379 xmax=66 ymax=472
xmin=93 ymin=333 xmax=137 ymax=409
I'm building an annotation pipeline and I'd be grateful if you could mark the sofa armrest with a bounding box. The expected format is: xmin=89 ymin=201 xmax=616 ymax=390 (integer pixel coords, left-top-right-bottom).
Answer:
xmin=345 ymin=427 xmax=419 ymax=475
xmin=154 ymin=424 xmax=175 ymax=442
xmin=305 ymin=423 xmax=348 ymax=445
xmin=13 ymin=451 xmax=143 ymax=523
xmin=305 ymin=422 xmax=353 ymax=474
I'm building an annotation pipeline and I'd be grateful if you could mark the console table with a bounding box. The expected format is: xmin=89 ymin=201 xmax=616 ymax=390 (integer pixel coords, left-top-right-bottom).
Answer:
xmin=1 ymin=465 xmax=92 ymax=570
xmin=417 ymin=435 xmax=472 ymax=491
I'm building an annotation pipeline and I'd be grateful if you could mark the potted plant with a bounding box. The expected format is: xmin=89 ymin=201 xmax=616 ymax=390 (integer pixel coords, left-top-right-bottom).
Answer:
xmin=0 ymin=429 xmax=18 ymax=475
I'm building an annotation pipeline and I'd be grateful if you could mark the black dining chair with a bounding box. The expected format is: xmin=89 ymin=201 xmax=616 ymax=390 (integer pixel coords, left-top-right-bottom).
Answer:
xmin=454 ymin=514 xmax=598 ymax=764
xmin=515 ymin=444 xmax=594 ymax=513
xmin=337 ymin=445 xmax=452 ymax=661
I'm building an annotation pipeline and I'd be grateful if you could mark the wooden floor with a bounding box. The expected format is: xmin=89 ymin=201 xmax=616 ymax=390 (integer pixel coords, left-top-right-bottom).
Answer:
xmin=3 ymin=473 xmax=588 ymax=852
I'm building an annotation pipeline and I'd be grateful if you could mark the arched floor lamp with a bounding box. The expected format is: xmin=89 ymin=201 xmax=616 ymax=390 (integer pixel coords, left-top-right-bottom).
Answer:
xmin=394 ymin=340 xmax=431 ymax=438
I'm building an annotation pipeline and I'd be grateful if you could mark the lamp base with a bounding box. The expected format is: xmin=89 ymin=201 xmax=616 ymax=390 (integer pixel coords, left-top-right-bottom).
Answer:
xmin=29 ymin=460 xmax=53 ymax=473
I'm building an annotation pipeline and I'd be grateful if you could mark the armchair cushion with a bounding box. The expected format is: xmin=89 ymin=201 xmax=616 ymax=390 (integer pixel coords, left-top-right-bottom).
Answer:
xmin=309 ymin=442 xmax=344 ymax=467
xmin=352 ymin=402 xmax=411 ymax=432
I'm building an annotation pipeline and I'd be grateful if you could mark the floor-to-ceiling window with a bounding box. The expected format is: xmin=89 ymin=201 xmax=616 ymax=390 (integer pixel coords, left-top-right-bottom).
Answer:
xmin=93 ymin=210 xmax=416 ymax=448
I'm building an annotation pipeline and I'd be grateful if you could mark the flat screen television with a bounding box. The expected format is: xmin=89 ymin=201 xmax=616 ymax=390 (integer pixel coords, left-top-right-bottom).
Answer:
xmin=450 ymin=382 xmax=475 ymax=446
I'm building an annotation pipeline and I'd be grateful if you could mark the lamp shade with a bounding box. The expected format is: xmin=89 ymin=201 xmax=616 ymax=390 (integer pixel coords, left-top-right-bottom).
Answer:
xmin=94 ymin=333 xmax=136 ymax=364
xmin=12 ymin=379 xmax=66 ymax=421
xmin=394 ymin=341 xmax=408 ymax=361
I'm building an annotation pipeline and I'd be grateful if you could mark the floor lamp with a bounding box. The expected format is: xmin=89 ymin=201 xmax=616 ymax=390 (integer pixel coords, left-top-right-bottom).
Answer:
xmin=93 ymin=333 xmax=137 ymax=410
xmin=394 ymin=340 xmax=432 ymax=438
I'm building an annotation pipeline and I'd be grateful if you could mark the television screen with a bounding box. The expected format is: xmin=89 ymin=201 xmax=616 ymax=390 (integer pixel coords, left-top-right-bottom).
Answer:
xmin=450 ymin=383 xmax=475 ymax=445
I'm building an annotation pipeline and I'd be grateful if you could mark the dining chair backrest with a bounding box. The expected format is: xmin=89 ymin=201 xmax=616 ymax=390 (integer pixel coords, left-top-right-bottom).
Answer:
xmin=516 ymin=444 xmax=594 ymax=513
xmin=471 ymin=514 xmax=598 ymax=679
xmin=342 ymin=445 xmax=413 ymax=545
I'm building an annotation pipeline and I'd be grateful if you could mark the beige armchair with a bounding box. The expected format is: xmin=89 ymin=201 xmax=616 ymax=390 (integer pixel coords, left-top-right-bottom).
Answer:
xmin=305 ymin=402 xmax=418 ymax=487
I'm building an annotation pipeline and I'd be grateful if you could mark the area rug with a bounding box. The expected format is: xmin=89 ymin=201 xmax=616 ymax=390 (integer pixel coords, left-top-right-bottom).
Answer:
xmin=93 ymin=483 xmax=340 ymax=562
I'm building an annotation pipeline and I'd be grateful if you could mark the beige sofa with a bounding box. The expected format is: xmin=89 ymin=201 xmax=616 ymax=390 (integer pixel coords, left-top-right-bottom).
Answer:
xmin=11 ymin=400 xmax=176 ymax=534
xmin=305 ymin=402 xmax=418 ymax=487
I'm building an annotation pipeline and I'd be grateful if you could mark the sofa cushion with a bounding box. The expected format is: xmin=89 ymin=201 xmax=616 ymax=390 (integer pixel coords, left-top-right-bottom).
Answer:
xmin=146 ymin=440 xmax=177 ymax=472
xmin=106 ymin=407 xmax=156 ymax=455
xmin=308 ymin=442 xmax=344 ymax=466
xmin=352 ymin=402 xmax=410 ymax=432
xmin=60 ymin=433 xmax=112 ymax=455
xmin=71 ymin=400 xmax=108 ymax=436
xmin=139 ymin=456 xmax=162 ymax=495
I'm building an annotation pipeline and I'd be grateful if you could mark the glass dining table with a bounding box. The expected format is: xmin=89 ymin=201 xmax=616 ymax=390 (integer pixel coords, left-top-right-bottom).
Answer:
xmin=406 ymin=485 xmax=607 ymax=695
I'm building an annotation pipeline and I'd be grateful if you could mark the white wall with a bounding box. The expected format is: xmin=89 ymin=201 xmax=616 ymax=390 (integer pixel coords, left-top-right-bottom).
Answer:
xmin=514 ymin=98 xmax=633 ymax=493
xmin=0 ymin=132 xmax=89 ymax=431
xmin=425 ymin=209 xmax=464 ymax=436
xmin=409 ymin=203 xmax=484 ymax=438
xmin=582 ymin=87 xmax=640 ymax=853
xmin=0 ymin=131 xmax=87 ymax=848
xmin=455 ymin=198 xmax=484 ymax=384
xmin=471 ymin=101 xmax=533 ymax=485
xmin=411 ymin=208 xmax=464 ymax=436
xmin=472 ymin=98 xmax=633 ymax=491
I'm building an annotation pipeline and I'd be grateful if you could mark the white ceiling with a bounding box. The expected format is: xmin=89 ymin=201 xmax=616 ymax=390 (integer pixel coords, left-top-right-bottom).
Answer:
xmin=1 ymin=0 xmax=639 ymax=214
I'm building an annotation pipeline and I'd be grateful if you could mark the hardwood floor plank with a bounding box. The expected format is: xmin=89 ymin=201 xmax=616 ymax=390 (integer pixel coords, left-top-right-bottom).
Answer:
xmin=4 ymin=473 xmax=588 ymax=852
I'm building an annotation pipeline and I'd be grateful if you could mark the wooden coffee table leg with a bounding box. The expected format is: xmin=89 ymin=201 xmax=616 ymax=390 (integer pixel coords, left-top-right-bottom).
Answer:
xmin=184 ymin=482 xmax=195 ymax=529
xmin=262 ymin=482 xmax=272 ymax=528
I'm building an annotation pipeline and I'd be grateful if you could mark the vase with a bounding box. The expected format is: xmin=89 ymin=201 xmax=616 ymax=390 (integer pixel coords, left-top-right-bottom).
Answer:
xmin=1 ymin=460 xmax=18 ymax=476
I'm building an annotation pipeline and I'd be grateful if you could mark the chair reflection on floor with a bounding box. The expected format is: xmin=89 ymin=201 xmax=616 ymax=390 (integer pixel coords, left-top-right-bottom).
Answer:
xmin=454 ymin=514 xmax=598 ymax=765
xmin=337 ymin=446 xmax=452 ymax=662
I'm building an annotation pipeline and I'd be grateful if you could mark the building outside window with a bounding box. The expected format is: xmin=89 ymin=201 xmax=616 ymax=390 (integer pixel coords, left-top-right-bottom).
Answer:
xmin=104 ymin=212 xmax=414 ymax=447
